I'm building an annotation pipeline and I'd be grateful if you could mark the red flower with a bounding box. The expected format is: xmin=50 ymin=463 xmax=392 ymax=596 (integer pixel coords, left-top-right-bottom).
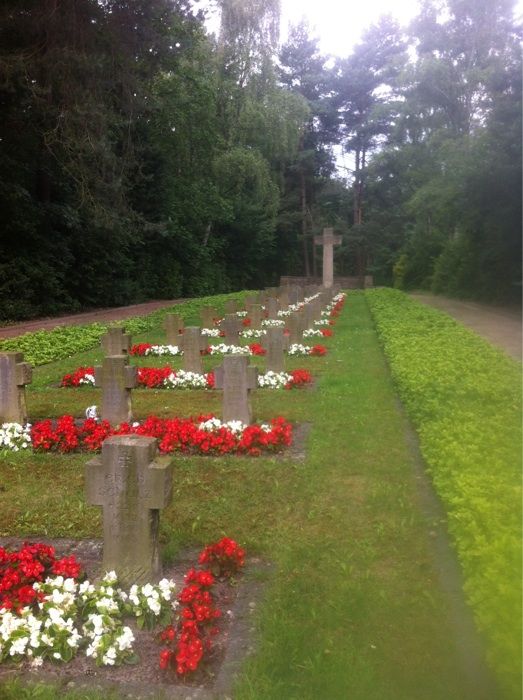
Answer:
xmin=310 ymin=344 xmax=327 ymax=356
xmin=249 ymin=343 xmax=266 ymax=356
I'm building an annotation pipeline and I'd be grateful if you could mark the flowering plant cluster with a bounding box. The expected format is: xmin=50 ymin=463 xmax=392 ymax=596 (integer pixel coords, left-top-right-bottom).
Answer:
xmin=61 ymin=367 xmax=215 ymax=390
xmin=303 ymin=328 xmax=334 ymax=338
xmin=257 ymin=369 xmax=313 ymax=390
xmin=28 ymin=414 xmax=292 ymax=456
xmin=0 ymin=548 xmax=176 ymax=668
xmin=61 ymin=367 xmax=96 ymax=387
xmin=240 ymin=329 xmax=266 ymax=339
xmin=261 ymin=319 xmax=285 ymax=328
xmin=287 ymin=344 xmax=327 ymax=356
xmin=202 ymin=342 xmax=266 ymax=356
xmin=313 ymin=319 xmax=330 ymax=327
xmin=158 ymin=537 xmax=245 ymax=676
xmin=0 ymin=543 xmax=81 ymax=613
xmin=0 ymin=422 xmax=32 ymax=451
xmin=130 ymin=344 xmax=182 ymax=357
xmin=201 ymin=328 xmax=221 ymax=337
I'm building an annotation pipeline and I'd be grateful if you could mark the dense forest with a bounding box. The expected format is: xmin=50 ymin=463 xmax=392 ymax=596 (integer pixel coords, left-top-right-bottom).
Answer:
xmin=0 ymin=0 xmax=521 ymax=320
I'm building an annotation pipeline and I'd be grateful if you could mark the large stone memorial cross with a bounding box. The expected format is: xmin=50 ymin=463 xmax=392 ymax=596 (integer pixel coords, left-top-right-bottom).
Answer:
xmin=181 ymin=327 xmax=205 ymax=374
xmin=101 ymin=328 xmax=131 ymax=356
xmin=94 ymin=356 xmax=137 ymax=425
xmin=265 ymin=327 xmax=286 ymax=372
xmin=85 ymin=435 xmax=173 ymax=586
xmin=314 ymin=228 xmax=342 ymax=288
xmin=0 ymin=352 xmax=32 ymax=423
xmin=214 ymin=355 xmax=258 ymax=424
xmin=221 ymin=314 xmax=242 ymax=343
xmin=165 ymin=314 xmax=184 ymax=344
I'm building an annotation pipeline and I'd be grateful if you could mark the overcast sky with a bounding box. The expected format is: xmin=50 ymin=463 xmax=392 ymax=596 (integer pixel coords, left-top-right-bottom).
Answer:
xmin=280 ymin=0 xmax=422 ymax=57
xmin=200 ymin=0 xmax=523 ymax=58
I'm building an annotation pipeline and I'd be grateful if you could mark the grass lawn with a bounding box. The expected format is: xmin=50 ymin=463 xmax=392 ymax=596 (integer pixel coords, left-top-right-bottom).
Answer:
xmin=0 ymin=292 xmax=503 ymax=699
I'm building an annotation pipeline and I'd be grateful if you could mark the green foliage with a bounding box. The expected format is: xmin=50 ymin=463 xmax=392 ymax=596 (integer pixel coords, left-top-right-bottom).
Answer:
xmin=366 ymin=287 xmax=522 ymax=698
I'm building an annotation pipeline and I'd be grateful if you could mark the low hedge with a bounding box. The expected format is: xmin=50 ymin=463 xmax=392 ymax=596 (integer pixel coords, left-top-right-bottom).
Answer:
xmin=365 ymin=287 xmax=522 ymax=699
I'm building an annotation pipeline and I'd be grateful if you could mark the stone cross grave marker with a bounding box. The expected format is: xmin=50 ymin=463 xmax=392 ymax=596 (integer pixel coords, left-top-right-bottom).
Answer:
xmin=265 ymin=327 xmax=286 ymax=372
xmin=221 ymin=313 xmax=242 ymax=343
xmin=180 ymin=327 xmax=205 ymax=374
xmin=302 ymin=301 xmax=315 ymax=331
xmin=214 ymin=355 xmax=258 ymax=424
xmin=278 ymin=290 xmax=289 ymax=310
xmin=85 ymin=435 xmax=173 ymax=587
xmin=101 ymin=327 xmax=131 ymax=356
xmin=0 ymin=352 xmax=32 ymax=424
xmin=249 ymin=304 xmax=264 ymax=330
xmin=94 ymin=356 xmax=137 ymax=425
xmin=314 ymin=227 xmax=342 ymax=289
xmin=286 ymin=311 xmax=305 ymax=344
xmin=165 ymin=313 xmax=184 ymax=344
xmin=266 ymin=297 xmax=280 ymax=320
xmin=200 ymin=306 xmax=217 ymax=329
xmin=224 ymin=299 xmax=238 ymax=314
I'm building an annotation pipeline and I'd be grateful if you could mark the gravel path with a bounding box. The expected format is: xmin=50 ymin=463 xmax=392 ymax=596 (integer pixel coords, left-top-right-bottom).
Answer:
xmin=0 ymin=299 xmax=183 ymax=340
xmin=410 ymin=293 xmax=521 ymax=361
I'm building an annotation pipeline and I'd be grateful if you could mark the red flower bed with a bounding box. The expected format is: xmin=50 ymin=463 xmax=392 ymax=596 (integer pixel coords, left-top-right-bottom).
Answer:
xmin=0 ymin=543 xmax=82 ymax=613
xmin=159 ymin=537 xmax=244 ymax=676
xmin=61 ymin=367 xmax=215 ymax=390
xmin=130 ymin=343 xmax=153 ymax=356
xmin=137 ymin=366 xmax=173 ymax=388
xmin=286 ymin=369 xmax=313 ymax=389
xmin=310 ymin=344 xmax=327 ymax=356
xmin=30 ymin=415 xmax=292 ymax=456
xmin=61 ymin=367 xmax=95 ymax=387
xmin=248 ymin=343 xmax=266 ymax=355
xmin=242 ymin=317 xmax=251 ymax=327
xmin=321 ymin=328 xmax=333 ymax=337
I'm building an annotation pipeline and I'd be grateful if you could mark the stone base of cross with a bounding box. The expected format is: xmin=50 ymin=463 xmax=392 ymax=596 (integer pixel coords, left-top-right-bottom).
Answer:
xmin=85 ymin=435 xmax=173 ymax=587
xmin=214 ymin=355 xmax=258 ymax=424
xmin=314 ymin=228 xmax=342 ymax=288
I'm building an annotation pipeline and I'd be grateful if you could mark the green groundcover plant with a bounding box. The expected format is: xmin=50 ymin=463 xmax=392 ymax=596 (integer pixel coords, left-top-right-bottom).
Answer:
xmin=365 ymin=288 xmax=522 ymax=698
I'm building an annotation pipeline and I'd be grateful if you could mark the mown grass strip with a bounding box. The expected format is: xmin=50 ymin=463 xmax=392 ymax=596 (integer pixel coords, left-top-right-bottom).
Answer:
xmin=0 ymin=291 xmax=253 ymax=366
xmin=365 ymin=287 xmax=522 ymax=699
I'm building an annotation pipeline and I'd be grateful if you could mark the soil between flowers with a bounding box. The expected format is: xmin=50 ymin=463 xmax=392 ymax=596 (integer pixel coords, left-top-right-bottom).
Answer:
xmin=0 ymin=538 xmax=269 ymax=700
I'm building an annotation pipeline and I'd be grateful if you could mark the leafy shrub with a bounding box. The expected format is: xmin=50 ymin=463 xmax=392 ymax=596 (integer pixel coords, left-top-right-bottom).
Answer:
xmin=366 ymin=287 xmax=522 ymax=698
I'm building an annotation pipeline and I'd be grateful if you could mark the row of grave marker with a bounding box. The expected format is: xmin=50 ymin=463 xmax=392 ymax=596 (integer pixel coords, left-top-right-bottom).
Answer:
xmin=0 ymin=284 xmax=339 ymax=426
xmin=0 ymin=284 xmax=340 ymax=587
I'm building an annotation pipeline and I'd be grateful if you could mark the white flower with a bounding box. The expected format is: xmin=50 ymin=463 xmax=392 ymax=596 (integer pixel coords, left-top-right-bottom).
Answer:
xmin=258 ymin=371 xmax=292 ymax=389
xmin=303 ymin=328 xmax=323 ymax=338
xmin=261 ymin=319 xmax=285 ymax=327
xmin=287 ymin=343 xmax=312 ymax=356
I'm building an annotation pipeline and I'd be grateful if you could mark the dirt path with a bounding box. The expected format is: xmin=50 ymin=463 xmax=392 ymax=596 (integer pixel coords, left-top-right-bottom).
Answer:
xmin=410 ymin=293 xmax=521 ymax=361
xmin=0 ymin=299 xmax=183 ymax=340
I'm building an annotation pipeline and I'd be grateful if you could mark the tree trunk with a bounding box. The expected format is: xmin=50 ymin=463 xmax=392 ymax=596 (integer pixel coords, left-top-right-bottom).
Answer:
xmin=300 ymin=167 xmax=310 ymax=278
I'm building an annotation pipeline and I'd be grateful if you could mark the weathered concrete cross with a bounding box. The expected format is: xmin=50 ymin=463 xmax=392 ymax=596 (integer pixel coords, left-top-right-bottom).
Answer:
xmin=94 ymin=356 xmax=137 ymax=425
xmin=164 ymin=313 xmax=184 ymax=344
xmin=214 ymin=355 xmax=258 ymax=424
xmin=101 ymin=327 xmax=131 ymax=356
xmin=314 ymin=228 xmax=342 ymax=288
xmin=200 ymin=306 xmax=217 ymax=329
xmin=180 ymin=327 xmax=206 ymax=374
xmin=221 ymin=313 xmax=242 ymax=342
xmin=0 ymin=352 xmax=32 ymax=423
xmin=249 ymin=304 xmax=264 ymax=330
xmin=85 ymin=435 xmax=173 ymax=586
xmin=264 ymin=327 xmax=286 ymax=372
